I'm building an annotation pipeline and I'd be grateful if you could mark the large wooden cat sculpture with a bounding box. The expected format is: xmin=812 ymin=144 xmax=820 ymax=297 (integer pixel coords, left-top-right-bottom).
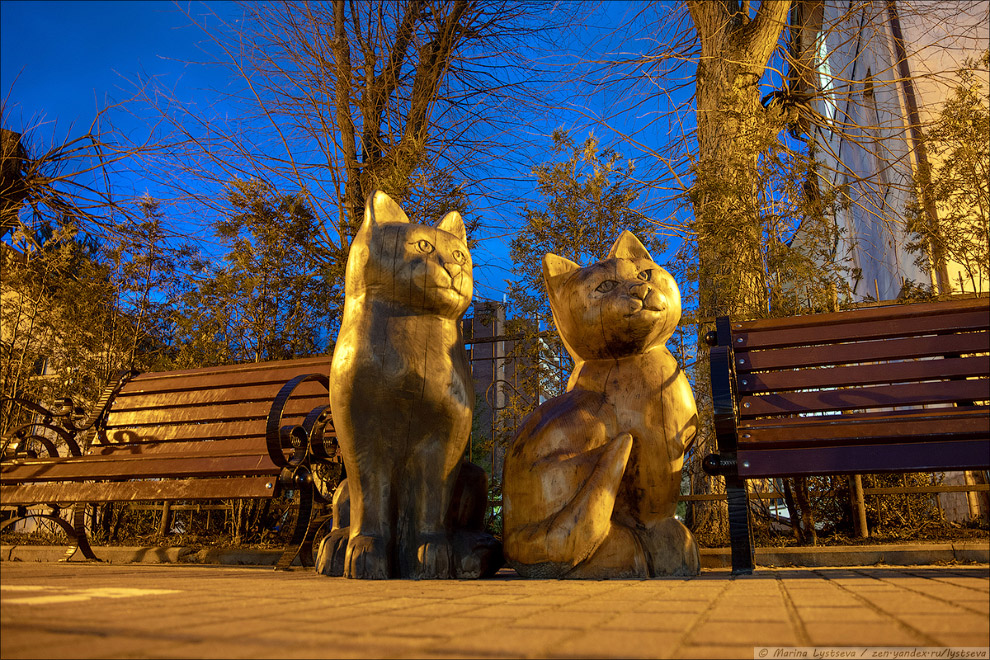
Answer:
xmin=317 ymin=190 xmax=500 ymax=580
xmin=502 ymin=231 xmax=699 ymax=578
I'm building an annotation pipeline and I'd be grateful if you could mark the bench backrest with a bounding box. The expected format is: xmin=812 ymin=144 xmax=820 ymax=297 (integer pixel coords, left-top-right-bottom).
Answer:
xmin=98 ymin=355 xmax=332 ymax=466
xmin=726 ymin=297 xmax=988 ymax=420
xmin=712 ymin=297 xmax=989 ymax=477
xmin=103 ymin=357 xmax=330 ymax=441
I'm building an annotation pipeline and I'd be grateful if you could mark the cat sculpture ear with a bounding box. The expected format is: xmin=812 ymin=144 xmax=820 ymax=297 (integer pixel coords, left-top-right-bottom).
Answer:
xmin=542 ymin=252 xmax=583 ymax=368
xmin=437 ymin=210 xmax=467 ymax=243
xmin=607 ymin=231 xmax=653 ymax=261
xmin=366 ymin=190 xmax=410 ymax=226
xmin=542 ymin=253 xmax=581 ymax=286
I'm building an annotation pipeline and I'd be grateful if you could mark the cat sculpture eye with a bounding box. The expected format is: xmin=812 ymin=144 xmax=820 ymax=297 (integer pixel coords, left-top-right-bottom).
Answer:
xmin=452 ymin=250 xmax=466 ymax=263
xmin=638 ymin=270 xmax=652 ymax=281
xmin=596 ymin=280 xmax=618 ymax=293
xmin=416 ymin=239 xmax=435 ymax=254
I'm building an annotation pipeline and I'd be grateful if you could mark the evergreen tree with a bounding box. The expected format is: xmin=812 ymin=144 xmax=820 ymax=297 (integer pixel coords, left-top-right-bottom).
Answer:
xmin=170 ymin=180 xmax=337 ymax=367
xmin=502 ymin=130 xmax=668 ymax=455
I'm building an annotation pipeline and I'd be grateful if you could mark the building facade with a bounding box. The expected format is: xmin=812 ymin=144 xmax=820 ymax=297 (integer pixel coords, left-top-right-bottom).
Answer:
xmin=802 ymin=0 xmax=988 ymax=300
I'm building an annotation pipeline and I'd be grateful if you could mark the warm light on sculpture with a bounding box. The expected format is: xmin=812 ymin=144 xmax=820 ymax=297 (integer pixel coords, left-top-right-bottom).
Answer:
xmin=502 ymin=231 xmax=699 ymax=578
xmin=317 ymin=190 xmax=500 ymax=579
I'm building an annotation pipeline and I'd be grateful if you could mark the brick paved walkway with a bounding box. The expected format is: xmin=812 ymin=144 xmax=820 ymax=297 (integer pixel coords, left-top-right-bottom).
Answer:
xmin=1 ymin=562 xmax=987 ymax=659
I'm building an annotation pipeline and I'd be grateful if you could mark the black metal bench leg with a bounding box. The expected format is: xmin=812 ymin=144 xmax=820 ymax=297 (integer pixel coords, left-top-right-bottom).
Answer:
xmin=0 ymin=506 xmax=100 ymax=562
xmin=275 ymin=484 xmax=315 ymax=571
xmin=297 ymin=512 xmax=333 ymax=570
xmin=63 ymin=505 xmax=100 ymax=562
xmin=726 ymin=476 xmax=754 ymax=574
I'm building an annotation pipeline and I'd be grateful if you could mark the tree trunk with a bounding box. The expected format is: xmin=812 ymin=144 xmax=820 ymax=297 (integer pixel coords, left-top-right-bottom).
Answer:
xmin=687 ymin=0 xmax=790 ymax=321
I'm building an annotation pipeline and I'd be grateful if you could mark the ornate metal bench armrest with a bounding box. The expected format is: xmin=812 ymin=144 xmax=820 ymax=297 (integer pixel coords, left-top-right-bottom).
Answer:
xmin=265 ymin=372 xmax=331 ymax=471
xmin=2 ymin=369 xmax=138 ymax=458
xmin=69 ymin=368 xmax=139 ymax=433
xmin=1 ymin=396 xmax=83 ymax=457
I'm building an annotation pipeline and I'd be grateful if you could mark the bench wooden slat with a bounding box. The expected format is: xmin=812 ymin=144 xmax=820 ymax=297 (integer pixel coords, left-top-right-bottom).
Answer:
xmin=117 ymin=357 xmax=330 ymax=392
xmin=112 ymin=380 xmax=330 ymax=412
xmin=1 ymin=476 xmax=279 ymax=505
xmin=736 ymin=309 xmax=988 ymax=350
xmin=737 ymin=439 xmax=990 ymax=478
xmin=732 ymin=298 xmax=988 ymax=333
xmin=739 ymin=356 xmax=990 ymax=393
xmin=100 ymin=412 xmax=316 ymax=443
xmin=739 ymin=379 xmax=987 ymax=417
xmin=2 ymin=453 xmax=279 ymax=483
xmin=739 ymin=331 xmax=988 ymax=371
xmin=737 ymin=408 xmax=988 ymax=448
xmin=85 ymin=437 xmax=269 ymax=458
xmin=103 ymin=398 xmax=322 ymax=427
xmin=100 ymin=421 xmax=266 ymax=443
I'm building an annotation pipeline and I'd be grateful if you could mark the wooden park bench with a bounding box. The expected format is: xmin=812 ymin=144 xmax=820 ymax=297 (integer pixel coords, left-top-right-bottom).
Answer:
xmin=1 ymin=356 xmax=339 ymax=570
xmin=702 ymin=296 xmax=990 ymax=574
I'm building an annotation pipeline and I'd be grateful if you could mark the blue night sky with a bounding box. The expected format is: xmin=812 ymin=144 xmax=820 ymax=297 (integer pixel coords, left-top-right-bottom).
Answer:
xmin=1 ymin=1 xmax=680 ymax=301
xmin=1 ymin=1 xmax=230 ymax=132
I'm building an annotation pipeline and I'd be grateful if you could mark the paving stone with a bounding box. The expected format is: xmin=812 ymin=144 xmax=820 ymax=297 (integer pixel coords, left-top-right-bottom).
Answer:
xmin=802 ymin=621 xmax=928 ymax=646
xmin=938 ymin=632 xmax=990 ymax=646
xmin=557 ymin=598 xmax=642 ymax=613
xmin=705 ymin=603 xmax=791 ymax=622
xmin=385 ymin=615 xmax=503 ymax=638
xmin=858 ymin=593 xmax=961 ymax=614
xmin=637 ymin=599 xmax=711 ymax=613
xmin=897 ymin=612 xmax=990 ymax=635
xmin=442 ymin=625 xmax=575 ymax=657
xmin=793 ymin=605 xmax=887 ymax=622
xmin=675 ymin=644 xmax=760 ymax=658
xmin=687 ymin=621 xmax=800 ymax=646
xmin=515 ymin=609 xmax=620 ymax=630
xmin=554 ymin=629 xmax=681 ymax=658
xmin=598 ymin=610 xmax=699 ymax=632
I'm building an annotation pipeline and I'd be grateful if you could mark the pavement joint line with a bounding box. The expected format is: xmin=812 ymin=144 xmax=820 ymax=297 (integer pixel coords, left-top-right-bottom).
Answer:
xmin=876 ymin=567 xmax=990 ymax=617
xmin=665 ymin=572 xmax=735 ymax=655
xmin=774 ymin=570 xmax=812 ymax=646
xmin=824 ymin=567 xmax=944 ymax=646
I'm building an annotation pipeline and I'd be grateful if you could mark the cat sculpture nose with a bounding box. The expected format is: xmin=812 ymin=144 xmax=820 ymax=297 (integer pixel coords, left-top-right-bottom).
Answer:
xmin=436 ymin=258 xmax=463 ymax=288
xmin=628 ymin=282 xmax=650 ymax=300
xmin=442 ymin=260 xmax=461 ymax=280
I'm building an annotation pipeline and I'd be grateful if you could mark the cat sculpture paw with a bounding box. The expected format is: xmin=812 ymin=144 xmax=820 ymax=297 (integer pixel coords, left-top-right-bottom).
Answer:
xmin=345 ymin=534 xmax=390 ymax=580
xmin=414 ymin=533 xmax=455 ymax=579
xmin=315 ymin=528 xmax=349 ymax=577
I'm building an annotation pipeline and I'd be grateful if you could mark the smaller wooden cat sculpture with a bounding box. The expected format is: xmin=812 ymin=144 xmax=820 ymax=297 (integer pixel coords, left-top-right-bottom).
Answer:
xmin=502 ymin=231 xmax=699 ymax=578
xmin=317 ymin=190 xmax=500 ymax=579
